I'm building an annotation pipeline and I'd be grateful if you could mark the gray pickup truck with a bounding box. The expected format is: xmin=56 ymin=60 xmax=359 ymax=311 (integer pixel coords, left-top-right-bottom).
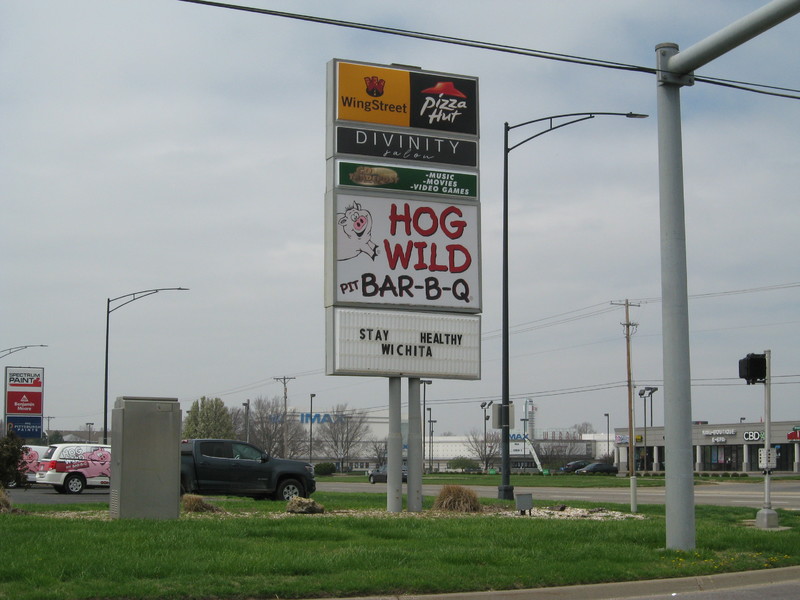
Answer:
xmin=180 ymin=439 xmax=316 ymax=501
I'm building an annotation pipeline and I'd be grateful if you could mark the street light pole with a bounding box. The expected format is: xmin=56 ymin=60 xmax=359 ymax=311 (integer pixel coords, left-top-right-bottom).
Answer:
xmin=309 ymin=393 xmax=315 ymax=464
xmin=604 ymin=413 xmax=610 ymax=459
xmin=480 ymin=401 xmax=493 ymax=472
xmin=421 ymin=380 xmax=432 ymax=471
xmin=501 ymin=111 xmax=647 ymax=500
xmin=103 ymin=287 xmax=188 ymax=444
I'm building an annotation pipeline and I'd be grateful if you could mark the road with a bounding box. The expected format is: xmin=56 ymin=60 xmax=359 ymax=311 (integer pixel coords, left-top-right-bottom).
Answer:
xmin=317 ymin=479 xmax=800 ymax=510
xmin=8 ymin=479 xmax=800 ymax=510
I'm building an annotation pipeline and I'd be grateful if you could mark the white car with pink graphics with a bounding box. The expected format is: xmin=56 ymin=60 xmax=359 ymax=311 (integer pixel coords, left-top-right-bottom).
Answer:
xmin=37 ymin=443 xmax=111 ymax=494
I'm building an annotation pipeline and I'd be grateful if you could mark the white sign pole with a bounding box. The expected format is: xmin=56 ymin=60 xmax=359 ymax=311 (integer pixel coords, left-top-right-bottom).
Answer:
xmin=387 ymin=377 xmax=403 ymax=512
xmin=407 ymin=378 xmax=423 ymax=512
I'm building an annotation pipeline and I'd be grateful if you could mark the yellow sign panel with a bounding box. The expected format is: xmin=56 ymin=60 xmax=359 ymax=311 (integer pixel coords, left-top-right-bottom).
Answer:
xmin=337 ymin=62 xmax=410 ymax=127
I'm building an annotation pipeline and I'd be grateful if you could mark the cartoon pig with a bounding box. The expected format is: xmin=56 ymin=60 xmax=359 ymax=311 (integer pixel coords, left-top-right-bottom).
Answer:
xmin=337 ymin=201 xmax=378 ymax=261
xmin=82 ymin=449 xmax=112 ymax=478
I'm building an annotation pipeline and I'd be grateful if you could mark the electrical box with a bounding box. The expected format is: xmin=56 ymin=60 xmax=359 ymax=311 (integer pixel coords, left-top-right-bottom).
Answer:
xmin=758 ymin=448 xmax=777 ymax=470
xmin=492 ymin=402 xmax=515 ymax=429
xmin=110 ymin=396 xmax=182 ymax=520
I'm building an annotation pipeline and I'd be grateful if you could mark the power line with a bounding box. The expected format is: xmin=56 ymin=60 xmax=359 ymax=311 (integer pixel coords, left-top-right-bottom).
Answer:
xmin=176 ymin=0 xmax=800 ymax=101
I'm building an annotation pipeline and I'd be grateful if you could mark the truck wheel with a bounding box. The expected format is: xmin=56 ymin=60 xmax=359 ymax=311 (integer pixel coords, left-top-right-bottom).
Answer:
xmin=275 ymin=479 xmax=303 ymax=501
xmin=63 ymin=474 xmax=85 ymax=494
xmin=369 ymin=475 xmax=376 ymax=484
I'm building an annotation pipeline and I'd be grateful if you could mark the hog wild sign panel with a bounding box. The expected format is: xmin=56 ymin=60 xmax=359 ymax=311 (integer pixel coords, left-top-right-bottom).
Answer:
xmin=333 ymin=192 xmax=480 ymax=312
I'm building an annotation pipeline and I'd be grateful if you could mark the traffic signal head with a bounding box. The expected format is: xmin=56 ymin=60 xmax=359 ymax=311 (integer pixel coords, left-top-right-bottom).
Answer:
xmin=738 ymin=353 xmax=766 ymax=385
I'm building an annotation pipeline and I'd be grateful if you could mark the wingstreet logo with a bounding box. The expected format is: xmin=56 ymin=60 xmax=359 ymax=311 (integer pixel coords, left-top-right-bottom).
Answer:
xmin=337 ymin=61 xmax=478 ymax=135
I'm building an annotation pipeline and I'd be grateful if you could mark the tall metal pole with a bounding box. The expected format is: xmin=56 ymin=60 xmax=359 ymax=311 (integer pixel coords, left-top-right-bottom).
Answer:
xmin=500 ymin=120 xmax=512 ymax=500
xmin=655 ymin=0 xmax=800 ymax=552
xmin=308 ymin=394 xmax=314 ymax=463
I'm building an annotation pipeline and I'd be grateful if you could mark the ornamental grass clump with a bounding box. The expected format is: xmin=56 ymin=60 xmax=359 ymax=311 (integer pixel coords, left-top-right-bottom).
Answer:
xmin=433 ymin=484 xmax=481 ymax=513
xmin=181 ymin=494 xmax=224 ymax=514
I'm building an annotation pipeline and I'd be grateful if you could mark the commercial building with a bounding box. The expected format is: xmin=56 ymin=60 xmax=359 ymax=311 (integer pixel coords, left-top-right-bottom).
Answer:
xmin=613 ymin=420 xmax=800 ymax=473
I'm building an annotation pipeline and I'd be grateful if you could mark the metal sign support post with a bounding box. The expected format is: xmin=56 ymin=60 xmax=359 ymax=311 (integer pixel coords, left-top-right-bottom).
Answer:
xmin=756 ymin=350 xmax=778 ymax=529
xmin=407 ymin=378 xmax=423 ymax=512
xmin=387 ymin=377 xmax=403 ymax=512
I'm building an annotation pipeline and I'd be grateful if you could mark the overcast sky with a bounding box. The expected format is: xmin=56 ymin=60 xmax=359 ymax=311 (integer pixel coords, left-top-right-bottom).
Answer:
xmin=2 ymin=1 xmax=798 ymax=440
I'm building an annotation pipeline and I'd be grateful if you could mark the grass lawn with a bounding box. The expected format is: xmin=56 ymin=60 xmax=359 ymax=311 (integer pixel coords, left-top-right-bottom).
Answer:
xmin=1 ymin=491 xmax=798 ymax=600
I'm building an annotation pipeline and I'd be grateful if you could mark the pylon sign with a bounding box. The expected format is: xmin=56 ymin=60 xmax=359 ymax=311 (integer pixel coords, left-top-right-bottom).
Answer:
xmin=325 ymin=59 xmax=480 ymax=380
xmin=5 ymin=367 xmax=44 ymax=438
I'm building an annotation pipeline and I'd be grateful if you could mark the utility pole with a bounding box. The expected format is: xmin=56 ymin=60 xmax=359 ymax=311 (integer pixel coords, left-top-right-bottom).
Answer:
xmin=274 ymin=376 xmax=295 ymax=457
xmin=612 ymin=299 xmax=639 ymax=512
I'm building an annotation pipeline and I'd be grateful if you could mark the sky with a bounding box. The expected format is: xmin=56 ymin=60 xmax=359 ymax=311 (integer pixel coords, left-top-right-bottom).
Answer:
xmin=2 ymin=0 xmax=798 ymax=441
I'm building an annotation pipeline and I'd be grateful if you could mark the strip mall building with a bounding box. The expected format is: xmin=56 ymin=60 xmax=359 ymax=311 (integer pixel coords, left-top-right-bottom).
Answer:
xmin=612 ymin=420 xmax=800 ymax=473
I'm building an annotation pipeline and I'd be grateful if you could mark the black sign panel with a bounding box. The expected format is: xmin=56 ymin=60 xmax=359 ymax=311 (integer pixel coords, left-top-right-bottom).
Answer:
xmin=336 ymin=127 xmax=478 ymax=168
xmin=409 ymin=73 xmax=478 ymax=135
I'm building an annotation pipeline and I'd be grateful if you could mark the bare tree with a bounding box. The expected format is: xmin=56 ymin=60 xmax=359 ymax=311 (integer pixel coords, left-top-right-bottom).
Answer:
xmin=572 ymin=422 xmax=596 ymax=435
xmin=465 ymin=428 xmax=501 ymax=472
xmin=367 ymin=437 xmax=387 ymax=468
xmin=249 ymin=396 xmax=307 ymax=459
xmin=314 ymin=403 xmax=371 ymax=471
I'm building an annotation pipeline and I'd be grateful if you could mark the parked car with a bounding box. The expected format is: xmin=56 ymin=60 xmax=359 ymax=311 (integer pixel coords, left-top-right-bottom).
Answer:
xmin=36 ymin=443 xmax=111 ymax=494
xmin=368 ymin=465 xmax=408 ymax=484
xmin=560 ymin=460 xmax=590 ymax=473
xmin=575 ymin=462 xmax=618 ymax=475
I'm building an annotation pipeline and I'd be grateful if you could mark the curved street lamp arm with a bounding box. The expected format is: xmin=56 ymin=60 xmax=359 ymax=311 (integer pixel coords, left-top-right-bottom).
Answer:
xmin=108 ymin=287 xmax=189 ymax=313
xmin=506 ymin=112 xmax=648 ymax=153
xmin=0 ymin=345 xmax=48 ymax=360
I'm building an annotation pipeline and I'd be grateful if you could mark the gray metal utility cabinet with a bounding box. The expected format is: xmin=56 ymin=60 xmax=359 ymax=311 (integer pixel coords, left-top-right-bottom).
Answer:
xmin=110 ymin=396 xmax=182 ymax=520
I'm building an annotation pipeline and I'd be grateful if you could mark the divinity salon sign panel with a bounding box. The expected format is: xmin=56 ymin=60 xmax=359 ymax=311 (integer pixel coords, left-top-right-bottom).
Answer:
xmin=327 ymin=307 xmax=480 ymax=379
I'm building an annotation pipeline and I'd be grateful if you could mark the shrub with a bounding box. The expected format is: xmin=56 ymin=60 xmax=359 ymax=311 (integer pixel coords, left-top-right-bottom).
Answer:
xmin=448 ymin=457 xmax=480 ymax=472
xmin=0 ymin=434 xmax=25 ymax=489
xmin=314 ymin=462 xmax=336 ymax=476
xmin=181 ymin=494 xmax=224 ymax=514
xmin=0 ymin=488 xmax=11 ymax=513
xmin=286 ymin=497 xmax=325 ymax=514
xmin=433 ymin=485 xmax=481 ymax=513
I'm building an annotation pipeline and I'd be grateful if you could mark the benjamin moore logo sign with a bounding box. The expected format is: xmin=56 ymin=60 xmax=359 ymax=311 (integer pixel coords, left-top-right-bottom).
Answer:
xmin=336 ymin=61 xmax=478 ymax=135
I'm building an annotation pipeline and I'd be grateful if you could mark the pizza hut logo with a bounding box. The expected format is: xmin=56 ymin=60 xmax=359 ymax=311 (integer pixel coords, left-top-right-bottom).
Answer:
xmin=364 ymin=76 xmax=386 ymax=97
xmin=419 ymin=81 xmax=468 ymax=126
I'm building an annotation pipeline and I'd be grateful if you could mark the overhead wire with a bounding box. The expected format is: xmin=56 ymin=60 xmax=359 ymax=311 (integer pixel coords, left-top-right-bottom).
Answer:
xmin=176 ymin=0 xmax=800 ymax=101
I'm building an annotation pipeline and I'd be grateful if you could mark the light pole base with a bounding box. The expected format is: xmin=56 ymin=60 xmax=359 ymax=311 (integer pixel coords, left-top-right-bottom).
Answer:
xmin=498 ymin=484 xmax=514 ymax=500
xmin=755 ymin=508 xmax=779 ymax=529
